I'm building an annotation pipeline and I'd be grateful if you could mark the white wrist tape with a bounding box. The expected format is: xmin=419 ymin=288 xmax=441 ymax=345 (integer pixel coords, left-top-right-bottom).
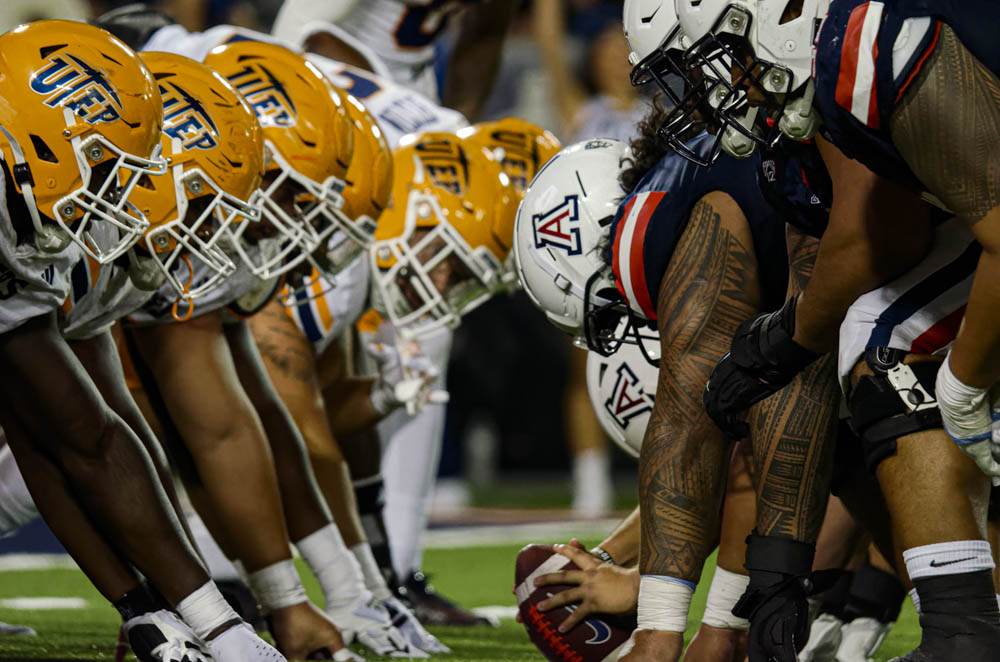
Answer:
xmin=636 ymin=575 xmax=693 ymax=633
xmin=176 ymin=581 xmax=241 ymax=641
xmin=369 ymin=378 xmax=395 ymax=416
xmin=249 ymin=559 xmax=309 ymax=611
xmin=936 ymin=356 xmax=991 ymax=442
xmin=702 ymin=568 xmax=750 ymax=631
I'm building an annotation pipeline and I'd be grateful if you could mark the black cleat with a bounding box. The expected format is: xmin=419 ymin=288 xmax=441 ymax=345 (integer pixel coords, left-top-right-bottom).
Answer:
xmin=398 ymin=571 xmax=496 ymax=627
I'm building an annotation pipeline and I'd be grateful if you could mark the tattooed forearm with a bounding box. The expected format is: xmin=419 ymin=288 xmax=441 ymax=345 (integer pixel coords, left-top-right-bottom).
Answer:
xmin=248 ymin=301 xmax=314 ymax=383
xmin=891 ymin=24 xmax=1000 ymax=225
xmin=639 ymin=195 xmax=760 ymax=581
xmin=749 ymin=229 xmax=838 ymax=541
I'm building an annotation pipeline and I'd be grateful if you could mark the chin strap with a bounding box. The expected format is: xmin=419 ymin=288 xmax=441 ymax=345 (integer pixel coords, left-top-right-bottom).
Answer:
xmin=171 ymin=254 xmax=196 ymax=322
xmin=0 ymin=124 xmax=69 ymax=253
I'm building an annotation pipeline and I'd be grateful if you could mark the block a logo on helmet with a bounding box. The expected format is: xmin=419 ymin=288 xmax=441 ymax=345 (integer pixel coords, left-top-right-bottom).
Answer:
xmin=604 ymin=362 xmax=654 ymax=430
xmin=532 ymin=194 xmax=581 ymax=255
xmin=226 ymin=63 xmax=297 ymax=128
xmin=159 ymin=80 xmax=219 ymax=151
xmin=29 ymin=53 xmax=123 ymax=125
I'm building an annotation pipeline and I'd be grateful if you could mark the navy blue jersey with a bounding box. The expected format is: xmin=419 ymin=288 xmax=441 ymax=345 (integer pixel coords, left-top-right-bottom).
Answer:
xmin=759 ymin=140 xmax=831 ymax=238
xmin=814 ymin=0 xmax=1000 ymax=192
xmin=608 ymin=133 xmax=788 ymax=321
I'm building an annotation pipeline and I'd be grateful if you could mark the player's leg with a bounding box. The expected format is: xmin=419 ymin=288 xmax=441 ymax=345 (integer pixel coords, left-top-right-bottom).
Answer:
xmin=684 ymin=441 xmax=754 ymax=662
xmin=565 ymin=345 xmax=612 ymax=518
xmin=127 ymin=312 xmax=348 ymax=660
xmin=834 ymin=545 xmax=906 ymax=662
xmin=849 ymin=353 xmax=1000 ymax=660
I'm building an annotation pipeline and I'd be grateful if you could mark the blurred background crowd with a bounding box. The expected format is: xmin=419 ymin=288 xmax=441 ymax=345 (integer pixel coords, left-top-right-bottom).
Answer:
xmin=0 ymin=0 xmax=651 ymax=520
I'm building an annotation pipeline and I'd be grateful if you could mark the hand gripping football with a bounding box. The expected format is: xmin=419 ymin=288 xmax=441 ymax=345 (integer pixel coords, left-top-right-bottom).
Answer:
xmin=514 ymin=544 xmax=636 ymax=662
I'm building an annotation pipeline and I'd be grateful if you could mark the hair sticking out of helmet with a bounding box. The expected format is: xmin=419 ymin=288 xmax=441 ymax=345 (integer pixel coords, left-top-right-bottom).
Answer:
xmin=369 ymin=131 xmax=518 ymax=341
xmin=0 ymin=20 xmax=167 ymax=263
xmin=203 ymin=41 xmax=355 ymax=279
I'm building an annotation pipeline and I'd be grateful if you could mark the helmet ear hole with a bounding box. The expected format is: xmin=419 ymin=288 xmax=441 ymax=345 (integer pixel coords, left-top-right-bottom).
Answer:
xmin=780 ymin=0 xmax=804 ymax=24
xmin=29 ymin=134 xmax=58 ymax=164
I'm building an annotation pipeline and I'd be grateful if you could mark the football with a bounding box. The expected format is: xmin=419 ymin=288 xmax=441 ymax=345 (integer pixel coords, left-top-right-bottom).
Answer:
xmin=514 ymin=544 xmax=636 ymax=662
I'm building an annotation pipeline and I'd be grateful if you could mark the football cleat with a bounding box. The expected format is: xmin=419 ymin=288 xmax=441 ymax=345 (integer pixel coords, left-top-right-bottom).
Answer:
xmin=122 ymin=609 xmax=212 ymax=662
xmin=327 ymin=594 xmax=426 ymax=658
xmin=400 ymin=572 xmax=496 ymax=627
xmin=207 ymin=623 xmax=286 ymax=662
xmin=0 ymin=621 xmax=36 ymax=637
xmin=835 ymin=617 xmax=891 ymax=662
xmin=798 ymin=612 xmax=844 ymax=662
xmin=381 ymin=595 xmax=450 ymax=654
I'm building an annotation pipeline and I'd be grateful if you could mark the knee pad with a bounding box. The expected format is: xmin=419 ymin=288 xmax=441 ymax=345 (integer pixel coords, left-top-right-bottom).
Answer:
xmin=847 ymin=348 xmax=942 ymax=472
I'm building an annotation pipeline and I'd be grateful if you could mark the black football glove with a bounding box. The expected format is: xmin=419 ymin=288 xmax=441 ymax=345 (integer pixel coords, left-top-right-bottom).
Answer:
xmin=703 ymin=296 xmax=822 ymax=438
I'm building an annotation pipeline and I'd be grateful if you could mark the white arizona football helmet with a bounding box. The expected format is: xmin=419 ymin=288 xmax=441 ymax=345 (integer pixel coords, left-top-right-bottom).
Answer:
xmin=586 ymin=326 xmax=660 ymax=459
xmin=674 ymin=0 xmax=827 ymax=158
xmin=515 ymin=139 xmax=656 ymax=360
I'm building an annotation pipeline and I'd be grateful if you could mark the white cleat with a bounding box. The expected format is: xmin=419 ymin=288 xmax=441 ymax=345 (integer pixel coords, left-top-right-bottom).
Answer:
xmin=328 ymin=595 xmax=428 ymax=658
xmin=207 ymin=623 xmax=285 ymax=662
xmin=0 ymin=621 xmax=36 ymax=636
xmin=382 ymin=596 xmax=450 ymax=654
xmin=835 ymin=617 xmax=892 ymax=662
xmin=799 ymin=613 xmax=845 ymax=662
xmin=123 ymin=610 xmax=212 ymax=662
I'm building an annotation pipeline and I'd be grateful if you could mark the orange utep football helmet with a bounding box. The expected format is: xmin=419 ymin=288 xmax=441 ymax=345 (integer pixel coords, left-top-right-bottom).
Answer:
xmin=0 ymin=20 xmax=167 ymax=263
xmin=370 ymin=131 xmax=518 ymax=340
xmin=202 ymin=41 xmax=354 ymax=278
xmin=458 ymin=118 xmax=562 ymax=194
xmin=459 ymin=118 xmax=561 ymax=292
xmin=130 ymin=52 xmax=265 ymax=299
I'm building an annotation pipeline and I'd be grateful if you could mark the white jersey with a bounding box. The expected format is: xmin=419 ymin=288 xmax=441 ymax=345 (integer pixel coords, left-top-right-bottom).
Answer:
xmin=125 ymin=257 xmax=262 ymax=325
xmin=274 ymin=0 xmax=478 ymax=100
xmin=59 ymin=255 xmax=154 ymax=340
xmin=0 ymin=175 xmax=80 ymax=335
xmin=838 ymin=216 xmax=976 ymax=390
xmin=307 ymin=53 xmax=467 ymax=147
xmin=284 ymin=254 xmax=370 ymax=354
xmin=141 ymin=24 xmax=467 ymax=148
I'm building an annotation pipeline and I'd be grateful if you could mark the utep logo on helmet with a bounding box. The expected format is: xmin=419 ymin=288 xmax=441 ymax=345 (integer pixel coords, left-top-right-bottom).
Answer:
xmin=605 ymin=363 xmax=653 ymax=429
xmin=227 ymin=63 xmax=296 ymax=128
xmin=30 ymin=54 xmax=122 ymax=125
xmin=160 ymin=81 xmax=219 ymax=151
xmin=532 ymin=194 xmax=581 ymax=255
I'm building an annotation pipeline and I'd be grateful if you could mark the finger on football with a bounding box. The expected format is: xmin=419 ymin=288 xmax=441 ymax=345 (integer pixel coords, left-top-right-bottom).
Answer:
xmin=567 ymin=538 xmax=586 ymax=550
xmin=558 ymin=597 xmax=594 ymax=632
xmin=535 ymin=569 xmax=585 ymax=588
xmin=538 ymin=586 xmax=585 ymax=614
xmin=553 ymin=543 xmax=600 ymax=569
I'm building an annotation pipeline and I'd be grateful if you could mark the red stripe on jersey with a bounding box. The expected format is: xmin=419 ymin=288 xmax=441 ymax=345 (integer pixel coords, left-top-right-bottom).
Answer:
xmin=909 ymin=304 xmax=965 ymax=355
xmin=895 ymin=20 xmax=942 ymax=103
xmin=628 ymin=192 xmax=665 ymax=319
xmin=612 ymin=196 xmax=638 ymax=302
xmin=834 ymin=3 xmax=870 ymax=113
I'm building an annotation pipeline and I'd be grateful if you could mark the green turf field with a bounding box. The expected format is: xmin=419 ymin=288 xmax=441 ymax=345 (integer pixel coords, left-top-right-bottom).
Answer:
xmin=0 ymin=543 xmax=920 ymax=661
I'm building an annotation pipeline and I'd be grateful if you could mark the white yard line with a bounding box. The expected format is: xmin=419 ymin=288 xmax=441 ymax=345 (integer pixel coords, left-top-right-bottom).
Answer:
xmin=0 ymin=597 xmax=87 ymax=610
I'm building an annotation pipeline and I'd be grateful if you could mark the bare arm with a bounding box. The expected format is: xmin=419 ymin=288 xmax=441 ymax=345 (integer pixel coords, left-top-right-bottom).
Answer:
xmin=640 ymin=191 xmax=760 ymax=583
xmin=531 ymin=0 xmax=588 ymax=134
xmin=791 ymin=137 xmax=933 ymax=353
xmin=596 ymin=506 xmax=641 ymax=567
xmin=890 ymin=23 xmax=1000 ymax=388
xmin=442 ymin=0 xmax=516 ymax=121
